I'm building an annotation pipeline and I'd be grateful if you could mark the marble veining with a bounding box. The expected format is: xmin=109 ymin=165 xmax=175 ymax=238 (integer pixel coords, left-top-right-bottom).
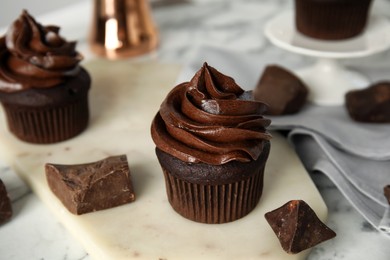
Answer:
xmin=1 ymin=0 xmax=390 ymax=259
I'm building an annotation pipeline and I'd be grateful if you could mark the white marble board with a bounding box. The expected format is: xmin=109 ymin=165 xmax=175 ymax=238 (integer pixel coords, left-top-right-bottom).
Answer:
xmin=0 ymin=60 xmax=328 ymax=260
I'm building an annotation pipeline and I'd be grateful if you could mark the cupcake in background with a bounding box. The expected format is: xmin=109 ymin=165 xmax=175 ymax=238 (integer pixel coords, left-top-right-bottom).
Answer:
xmin=0 ymin=10 xmax=91 ymax=144
xmin=151 ymin=62 xmax=272 ymax=224
xmin=294 ymin=0 xmax=373 ymax=40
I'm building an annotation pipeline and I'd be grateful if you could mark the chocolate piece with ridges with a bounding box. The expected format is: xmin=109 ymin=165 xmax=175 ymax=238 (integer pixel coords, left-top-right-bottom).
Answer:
xmin=265 ymin=200 xmax=336 ymax=254
xmin=345 ymin=82 xmax=390 ymax=123
xmin=254 ymin=65 xmax=308 ymax=115
xmin=0 ymin=179 xmax=12 ymax=224
xmin=384 ymin=185 xmax=390 ymax=205
xmin=45 ymin=155 xmax=135 ymax=215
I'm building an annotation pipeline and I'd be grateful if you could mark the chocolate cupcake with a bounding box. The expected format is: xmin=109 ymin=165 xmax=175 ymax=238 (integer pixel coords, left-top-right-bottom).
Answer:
xmin=295 ymin=0 xmax=373 ymax=40
xmin=0 ymin=11 xmax=90 ymax=144
xmin=151 ymin=63 xmax=272 ymax=224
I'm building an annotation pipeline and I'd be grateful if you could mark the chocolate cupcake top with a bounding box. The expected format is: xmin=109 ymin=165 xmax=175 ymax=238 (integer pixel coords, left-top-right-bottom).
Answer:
xmin=0 ymin=10 xmax=82 ymax=92
xmin=151 ymin=62 xmax=271 ymax=165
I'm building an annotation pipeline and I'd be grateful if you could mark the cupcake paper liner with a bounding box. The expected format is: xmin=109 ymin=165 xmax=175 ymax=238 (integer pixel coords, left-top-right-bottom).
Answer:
xmin=295 ymin=0 xmax=372 ymax=40
xmin=2 ymin=98 xmax=89 ymax=144
xmin=162 ymin=166 xmax=265 ymax=224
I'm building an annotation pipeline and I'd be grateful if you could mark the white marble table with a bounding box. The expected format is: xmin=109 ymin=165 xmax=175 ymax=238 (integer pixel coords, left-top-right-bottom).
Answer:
xmin=1 ymin=0 xmax=390 ymax=259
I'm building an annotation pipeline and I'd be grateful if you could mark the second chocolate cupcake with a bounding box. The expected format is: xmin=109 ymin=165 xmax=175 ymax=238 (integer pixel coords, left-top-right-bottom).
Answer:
xmin=151 ymin=63 xmax=272 ymax=224
xmin=295 ymin=0 xmax=373 ymax=40
xmin=0 ymin=11 xmax=91 ymax=144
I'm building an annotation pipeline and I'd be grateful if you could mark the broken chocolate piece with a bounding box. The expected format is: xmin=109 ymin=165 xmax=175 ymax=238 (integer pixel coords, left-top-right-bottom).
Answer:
xmin=264 ymin=200 xmax=336 ymax=254
xmin=0 ymin=179 xmax=12 ymax=224
xmin=254 ymin=65 xmax=308 ymax=115
xmin=384 ymin=185 xmax=390 ymax=205
xmin=345 ymin=82 xmax=390 ymax=123
xmin=45 ymin=155 xmax=135 ymax=215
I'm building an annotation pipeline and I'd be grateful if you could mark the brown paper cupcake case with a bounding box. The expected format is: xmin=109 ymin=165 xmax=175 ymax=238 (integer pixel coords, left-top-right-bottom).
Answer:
xmin=162 ymin=166 xmax=266 ymax=224
xmin=2 ymin=99 xmax=89 ymax=144
xmin=295 ymin=0 xmax=372 ymax=40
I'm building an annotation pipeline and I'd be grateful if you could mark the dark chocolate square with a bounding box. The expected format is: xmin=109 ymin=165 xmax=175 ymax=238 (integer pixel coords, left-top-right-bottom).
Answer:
xmin=265 ymin=200 xmax=336 ymax=254
xmin=45 ymin=155 xmax=135 ymax=215
xmin=0 ymin=179 xmax=12 ymax=224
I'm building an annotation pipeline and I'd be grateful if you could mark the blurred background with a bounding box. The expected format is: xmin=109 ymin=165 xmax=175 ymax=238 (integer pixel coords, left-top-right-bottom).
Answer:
xmin=0 ymin=0 xmax=81 ymax=27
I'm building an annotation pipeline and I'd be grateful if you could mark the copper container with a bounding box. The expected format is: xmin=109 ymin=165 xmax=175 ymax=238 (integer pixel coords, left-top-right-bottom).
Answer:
xmin=90 ymin=0 xmax=158 ymax=59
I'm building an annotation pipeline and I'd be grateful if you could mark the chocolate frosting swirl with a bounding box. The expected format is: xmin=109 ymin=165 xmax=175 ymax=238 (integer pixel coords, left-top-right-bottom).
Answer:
xmin=151 ymin=63 xmax=272 ymax=165
xmin=0 ymin=10 xmax=82 ymax=92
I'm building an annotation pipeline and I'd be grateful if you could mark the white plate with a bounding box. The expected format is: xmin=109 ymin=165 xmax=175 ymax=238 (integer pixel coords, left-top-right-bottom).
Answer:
xmin=264 ymin=11 xmax=390 ymax=105
xmin=264 ymin=11 xmax=390 ymax=59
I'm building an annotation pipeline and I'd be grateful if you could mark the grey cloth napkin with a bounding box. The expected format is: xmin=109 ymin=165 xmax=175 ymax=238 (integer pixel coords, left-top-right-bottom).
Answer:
xmin=178 ymin=45 xmax=390 ymax=233
xmin=289 ymin=128 xmax=389 ymax=232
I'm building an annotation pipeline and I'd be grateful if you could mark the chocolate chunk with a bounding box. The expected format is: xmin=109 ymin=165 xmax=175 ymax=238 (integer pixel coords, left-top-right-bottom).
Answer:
xmin=0 ymin=179 xmax=12 ymax=224
xmin=345 ymin=82 xmax=390 ymax=123
xmin=254 ymin=65 xmax=308 ymax=115
xmin=265 ymin=200 xmax=336 ymax=254
xmin=45 ymin=155 xmax=135 ymax=215
xmin=384 ymin=185 xmax=390 ymax=205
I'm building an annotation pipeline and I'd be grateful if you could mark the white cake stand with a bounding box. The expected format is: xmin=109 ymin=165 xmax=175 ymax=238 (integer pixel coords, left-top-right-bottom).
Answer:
xmin=264 ymin=11 xmax=390 ymax=105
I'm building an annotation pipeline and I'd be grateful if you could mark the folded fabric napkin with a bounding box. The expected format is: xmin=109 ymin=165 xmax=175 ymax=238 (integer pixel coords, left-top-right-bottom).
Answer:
xmin=177 ymin=45 xmax=390 ymax=233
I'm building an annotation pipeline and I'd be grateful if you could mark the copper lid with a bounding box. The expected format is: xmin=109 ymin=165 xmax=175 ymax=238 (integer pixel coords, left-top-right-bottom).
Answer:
xmin=89 ymin=0 xmax=158 ymax=59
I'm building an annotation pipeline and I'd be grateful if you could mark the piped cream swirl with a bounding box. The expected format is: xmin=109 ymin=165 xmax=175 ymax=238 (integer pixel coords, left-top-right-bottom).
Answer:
xmin=0 ymin=10 xmax=82 ymax=92
xmin=151 ymin=62 xmax=271 ymax=165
